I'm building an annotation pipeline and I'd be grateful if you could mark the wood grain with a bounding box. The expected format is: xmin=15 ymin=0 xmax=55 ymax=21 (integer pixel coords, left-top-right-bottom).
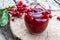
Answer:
xmin=10 ymin=11 xmax=60 ymax=40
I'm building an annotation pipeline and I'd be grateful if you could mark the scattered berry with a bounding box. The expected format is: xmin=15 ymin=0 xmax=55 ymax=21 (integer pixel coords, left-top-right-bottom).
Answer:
xmin=57 ymin=16 xmax=60 ymax=21
xmin=12 ymin=18 xmax=14 ymax=21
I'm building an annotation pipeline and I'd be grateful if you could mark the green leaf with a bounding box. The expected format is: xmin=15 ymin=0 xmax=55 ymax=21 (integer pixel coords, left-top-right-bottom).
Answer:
xmin=0 ymin=9 xmax=4 ymax=17
xmin=0 ymin=9 xmax=3 ymax=25
xmin=0 ymin=17 xmax=2 ymax=25
xmin=0 ymin=9 xmax=10 ymax=26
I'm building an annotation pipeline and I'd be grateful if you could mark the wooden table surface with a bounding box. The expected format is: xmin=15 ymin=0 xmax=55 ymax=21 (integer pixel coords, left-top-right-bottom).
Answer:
xmin=0 ymin=0 xmax=60 ymax=40
xmin=0 ymin=0 xmax=15 ymax=40
xmin=10 ymin=11 xmax=60 ymax=40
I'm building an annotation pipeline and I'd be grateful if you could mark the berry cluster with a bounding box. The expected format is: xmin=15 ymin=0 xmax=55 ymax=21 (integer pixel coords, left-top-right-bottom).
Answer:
xmin=8 ymin=1 xmax=53 ymax=21
xmin=16 ymin=1 xmax=26 ymax=13
xmin=8 ymin=1 xmax=60 ymax=22
xmin=24 ymin=8 xmax=38 ymax=14
xmin=25 ymin=8 xmax=52 ymax=21
xmin=9 ymin=1 xmax=26 ymax=18
xmin=41 ymin=9 xmax=52 ymax=19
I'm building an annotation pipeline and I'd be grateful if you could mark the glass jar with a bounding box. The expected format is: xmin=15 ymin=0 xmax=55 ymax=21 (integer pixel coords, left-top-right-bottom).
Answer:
xmin=24 ymin=6 xmax=50 ymax=34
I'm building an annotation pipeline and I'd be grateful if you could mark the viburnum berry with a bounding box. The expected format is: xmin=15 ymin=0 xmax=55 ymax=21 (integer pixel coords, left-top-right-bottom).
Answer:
xmin=8 ymin=10 xmax=14 ymax=14
xmin=17 ymin=13 xmax=23 ymax=18
xmin=33 ymin=9 xmax=37 ymax=13
xmin=18 ymin=5 xmax=23 ymax=8
xmin=42 ymin=11 xmax=48 ymax=16
xmin=24 ymin=10 xmax=28 ymax=13
xmin=9 ymin=10 xmax=17 ymax=16
xmin=42 ymin=11 xmax=46 ymax=15
xmin=16 ymin=1 xmax=23 ymax=6
xmin=42 ymin=10 xmax=51 ymax=15
xmin=17 ymin=6 xmax=23 ymax=10
xmin=49 ymin=15 xmax=52 ymax=19
xmin=9 ymin=1 xmax=27 ymax=18
xmin=13 ymin=9 xmax=19 ymax=16
xmin=11 ymin=18 xmax=14 ymax=21
xmin=9 ymin=9 xmax=23 ymax=18
xmin=46 ymin=9 xmax=51 ymax=14
xmin=16 ymin=1 xmax=27 ymax=11
xmin=21 ymin=7 xmax=24 ymax=11
xmin=27 ymin=8 xmax=32 ymax=12
xmin=43 ymin=15 xmax=49 ymax=19
xmin=22 ymin=4 xmax=26 ymax=7
xmin=57 ymin=16 xmax=60 ymax=21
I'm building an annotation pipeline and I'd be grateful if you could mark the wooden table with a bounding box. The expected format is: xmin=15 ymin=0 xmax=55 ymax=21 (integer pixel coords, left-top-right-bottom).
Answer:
xmin=10 ymin=11 xmax=60 ymax=40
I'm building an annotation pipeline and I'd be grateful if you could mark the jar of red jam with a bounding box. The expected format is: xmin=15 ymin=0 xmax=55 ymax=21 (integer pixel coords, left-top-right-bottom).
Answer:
xmin=24 ymin=7 xmax=51 ymax=34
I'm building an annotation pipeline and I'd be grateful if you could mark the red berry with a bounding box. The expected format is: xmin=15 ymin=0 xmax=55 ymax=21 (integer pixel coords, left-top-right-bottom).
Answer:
xmin=9 ymin=10 xmax=17 ymax=16
xmin=27 ymin=8 xmax=32 ymax=12
xmin=46 ymin=9 xmax=51 ymax=14
xmin=42 ymin=11 xmax=45 ymax=15
xmin=17 ymin=13 xmax=22 ymax=18
xmin=9 ymin=1 xmax=27 ymax=18
xmin=15 ymin=10 xmax=20 ymax=15
xmin=57 ymin=16 xmax=60 ymax=21
xmin=16 ymin=1 xmax=23 ymax=9
xmin=21 ymin=7 xmax=24 ymax=10
xmin=21 ymin=7 xmax=26 ymax=11
xmin=17 ymin=1 xmax=23 ymax=5
xmin=9 ymin=10 xmax=14 ymax=14
xmin=22 ymin=4 xmax=26 ymax=7
xmin=17 ymin=5 xmax=21 ymax=9
xmin=42 ymin=10 xmax=51 ymax=15
xmin=24 ymin=10 xmax=28 ymax=13
xmin=33 ymin=10 xmax=37 ymax=12
xmin=49 ymin=15 xmax=52 ymax=19
xmin=42 ymin=15 xmax=49 ymax=19
xmin=12 ymin=9 xmax=19 ymax=16
xmin=11 ymin=18 xmax=14 ymax=21
xmin=42 ymin=11 xmax=48 ymax=16
xmin=25 ymin=13 xmax=28 ymax=15
xmin=17 ymin=5 xmax=23 ymax=10
xmin=17 ymin=5 xmax=26 ymax=11
xmin=20 ymin=5 xmax=23 ymax=8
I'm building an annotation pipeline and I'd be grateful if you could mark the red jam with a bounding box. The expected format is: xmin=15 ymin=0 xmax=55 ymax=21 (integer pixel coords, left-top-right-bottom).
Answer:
xmin=24 ymin=8 xmax=50 ymax=34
